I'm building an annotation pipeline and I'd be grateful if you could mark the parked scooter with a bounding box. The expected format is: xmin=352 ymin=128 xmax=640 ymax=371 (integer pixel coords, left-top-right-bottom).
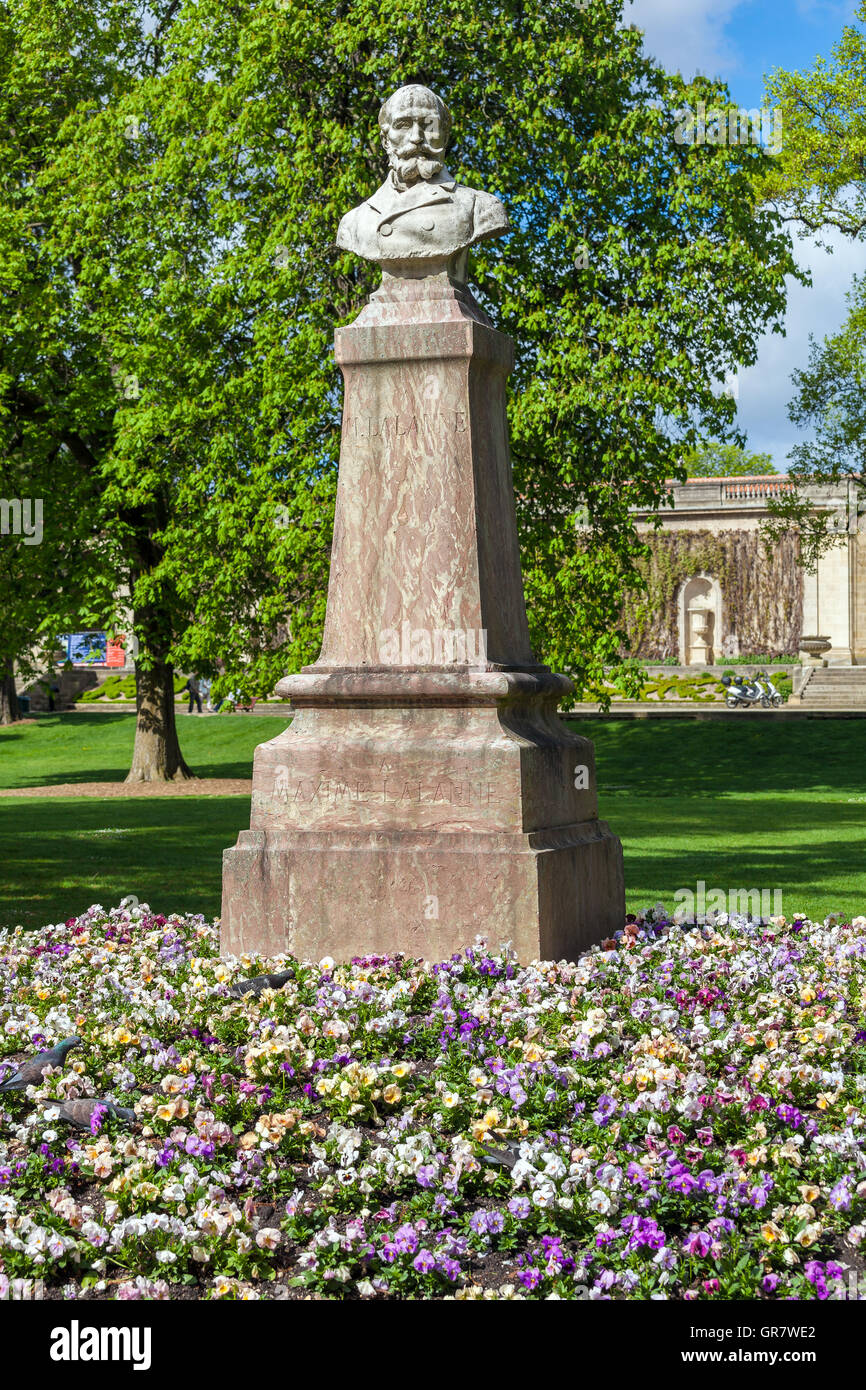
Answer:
xmin=721 ymin=672 xmax=783 ymax=708
xmin=754 ymin=671 xmax=784 ymax=708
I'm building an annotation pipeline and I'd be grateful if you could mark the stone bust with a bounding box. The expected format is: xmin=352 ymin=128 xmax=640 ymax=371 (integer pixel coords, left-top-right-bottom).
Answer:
xmin=336 ymin=84 xmax=509 ymax=282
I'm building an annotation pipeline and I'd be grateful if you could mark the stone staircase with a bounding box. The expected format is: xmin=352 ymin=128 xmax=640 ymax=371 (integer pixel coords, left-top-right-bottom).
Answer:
xmin=796 ymin=666 xmax=866 ymax=710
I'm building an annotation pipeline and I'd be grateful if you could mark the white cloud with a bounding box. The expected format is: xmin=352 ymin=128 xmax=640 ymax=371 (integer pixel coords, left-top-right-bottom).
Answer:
xmin=625 ymin=0 xmax=747 ymax=79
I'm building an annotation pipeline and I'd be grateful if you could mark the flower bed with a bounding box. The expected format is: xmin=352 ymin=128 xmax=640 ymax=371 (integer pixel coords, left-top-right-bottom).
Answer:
xmin=1 ymin=903 xmax=866 ymax=1301
xmin=599 ymin=672 xmax=794 ymax=703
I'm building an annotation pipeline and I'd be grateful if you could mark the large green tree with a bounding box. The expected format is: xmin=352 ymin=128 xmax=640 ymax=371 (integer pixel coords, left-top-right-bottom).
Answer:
xmin=2 ymin=0 xmax=796 ymax=760
xmin=763 ymin=2 xmax=866 ymax=238
xmin=0 ymin=0 xmax=118 ymax=725
xmin=757 ymin=3 xmax=866 ymax=560
xmin=146 ymin=0 xmax=796 ymax=691
xmin=1 ymin=0 xmax=326 ymax=776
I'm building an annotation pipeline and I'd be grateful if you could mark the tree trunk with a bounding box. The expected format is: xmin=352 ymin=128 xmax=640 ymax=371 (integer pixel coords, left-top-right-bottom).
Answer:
xmin=126 ymin=657 xmax=194 ymax=782
xmin=0 ymin=658 xmax=20 ymax=725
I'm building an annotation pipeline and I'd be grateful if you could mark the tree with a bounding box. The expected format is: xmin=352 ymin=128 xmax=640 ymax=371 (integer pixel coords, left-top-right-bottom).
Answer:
xmin=756 ymin=5 xmax=866 ymax=561
xmin=681 ymin=443 xmax=777 ymax=477
xmin=761 ymin=276 xmax=866 ymax=568
xmin=0 ymin=450 xmax=98 ymax=725
xmin=762 ymin=3 xmax=866 ymax=238
xmin=152 ymin=0 xmax=797 ymax=694
xmin=2 ymin=0 xmax=797 ymax=745
xmin=0 ymin=0 xmax=326 ymax=776
xmin=0 ymin=1 xmax=116 ymax=726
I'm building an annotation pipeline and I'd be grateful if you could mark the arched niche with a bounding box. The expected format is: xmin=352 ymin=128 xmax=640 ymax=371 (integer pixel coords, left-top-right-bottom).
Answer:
xmin=677 ymin=573 xmax=723 ymax=666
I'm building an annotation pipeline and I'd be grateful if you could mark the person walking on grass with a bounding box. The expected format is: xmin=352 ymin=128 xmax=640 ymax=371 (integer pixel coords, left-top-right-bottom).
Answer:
xmin=184 ymin=673 xmax=202 ymax=714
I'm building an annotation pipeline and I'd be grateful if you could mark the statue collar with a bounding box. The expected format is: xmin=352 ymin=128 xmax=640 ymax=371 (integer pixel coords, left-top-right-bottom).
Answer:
xmin=367 ymin=169 xmax=457 ymax=219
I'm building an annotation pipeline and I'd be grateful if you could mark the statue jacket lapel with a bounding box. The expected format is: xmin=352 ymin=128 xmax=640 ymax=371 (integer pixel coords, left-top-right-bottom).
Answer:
xmin=367 ymin=171 xmax=457 ymax=234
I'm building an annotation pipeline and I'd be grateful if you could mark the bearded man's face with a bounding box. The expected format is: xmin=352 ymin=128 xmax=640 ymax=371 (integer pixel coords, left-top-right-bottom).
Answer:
xmin=381 ymin=91 xmax=447 ymax=186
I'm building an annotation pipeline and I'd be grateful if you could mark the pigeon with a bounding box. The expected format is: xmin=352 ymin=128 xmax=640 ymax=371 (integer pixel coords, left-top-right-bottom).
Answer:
xmin=0 ymin=1037 xmax=81 ymax=1093
xmin=48 ymin=1098 xmax=137 ymax=1130
xmin=228 ymin=969 xmax=294 ymax=1000
xmin=479 ymin=1139 xmax=524 ymax=1170
xmin=243 ymin=1197 xmax=278 ymax=1232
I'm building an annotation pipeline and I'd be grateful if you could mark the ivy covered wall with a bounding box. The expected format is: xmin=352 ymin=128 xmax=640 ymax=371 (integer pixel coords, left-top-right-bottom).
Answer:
xmin=623 ymin=529 xmax=803 ymax=659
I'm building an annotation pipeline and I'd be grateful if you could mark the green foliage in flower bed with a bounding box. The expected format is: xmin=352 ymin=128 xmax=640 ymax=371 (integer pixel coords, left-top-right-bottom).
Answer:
xmin=600 ymin=670 xmax=792 ymax=703
xmin=725 ymin=654 xmax=801 ymax=666
xmin=79 ymin=675 xmax=187 ymax=702
xmin=2 ymin=904 xmax=865 ymax=1302
xmin=638 ymin=673 xmax=724 ymax=701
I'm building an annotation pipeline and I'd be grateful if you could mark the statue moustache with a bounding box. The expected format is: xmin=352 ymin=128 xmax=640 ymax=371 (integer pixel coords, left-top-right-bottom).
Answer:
xmin=389 ymin=151 xmax=444 ymax=184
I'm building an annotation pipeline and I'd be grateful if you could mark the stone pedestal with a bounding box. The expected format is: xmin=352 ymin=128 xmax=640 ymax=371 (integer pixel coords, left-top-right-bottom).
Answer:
xmin=221 ymin=277 xmax=624 ymax=962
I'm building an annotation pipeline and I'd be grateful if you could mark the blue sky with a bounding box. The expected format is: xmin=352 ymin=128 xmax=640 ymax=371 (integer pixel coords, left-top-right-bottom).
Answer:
xmin=629 ymin=0 xmax=862 ymax=469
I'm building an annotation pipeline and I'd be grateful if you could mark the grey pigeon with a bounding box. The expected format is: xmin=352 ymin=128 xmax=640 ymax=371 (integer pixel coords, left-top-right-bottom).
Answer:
xmin=479 ymin=1139 xmax=524 ymax=1170
xmin=228 ymin=969 xmax=294 ymax=999
xmin=50 ymin=1098 xmax=137 ymax=1130
xmin=0 ymin=1037 xmax=81 ymax=1093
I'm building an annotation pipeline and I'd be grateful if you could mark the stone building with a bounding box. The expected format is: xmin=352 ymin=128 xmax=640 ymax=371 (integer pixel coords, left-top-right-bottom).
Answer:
xmin=628 ymin=475 xmax=866 ymax=667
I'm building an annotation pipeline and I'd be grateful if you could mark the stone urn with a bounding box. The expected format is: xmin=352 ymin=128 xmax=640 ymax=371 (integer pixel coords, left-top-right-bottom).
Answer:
xmin=799 ymin=635 xmax=832 ymax=665
xmin=689 ymin=608 xmax=712 ymax=665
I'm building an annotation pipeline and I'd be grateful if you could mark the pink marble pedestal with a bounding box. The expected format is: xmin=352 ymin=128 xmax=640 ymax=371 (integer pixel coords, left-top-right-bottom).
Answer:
xmin=221 ymin=278 xmax=624 ymax=962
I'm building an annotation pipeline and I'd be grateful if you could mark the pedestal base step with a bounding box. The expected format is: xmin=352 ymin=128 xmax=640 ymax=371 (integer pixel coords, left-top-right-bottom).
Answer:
xmin=221 ymin=820 xmax=624 ymax=964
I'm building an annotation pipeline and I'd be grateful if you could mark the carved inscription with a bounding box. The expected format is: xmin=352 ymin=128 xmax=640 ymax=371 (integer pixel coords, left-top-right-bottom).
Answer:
xmin=272 ymin=771 xmax=494 ymax=806
xmin=347 ymin=410 xmax=467 ymax=439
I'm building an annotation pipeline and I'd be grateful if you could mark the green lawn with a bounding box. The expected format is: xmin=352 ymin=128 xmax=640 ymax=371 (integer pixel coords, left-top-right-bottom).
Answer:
xmin=571 ymin=718 xmax=866 ymax=924
xmin=0 ymin=711 xmax=275 ymax=787
xmin=0 ymin=796 xmax=251 ymax=929
xmin=0 ymin=713 xmax=270 ymax=928
xmin=0 ymin=713 xmax=864 ymax=930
